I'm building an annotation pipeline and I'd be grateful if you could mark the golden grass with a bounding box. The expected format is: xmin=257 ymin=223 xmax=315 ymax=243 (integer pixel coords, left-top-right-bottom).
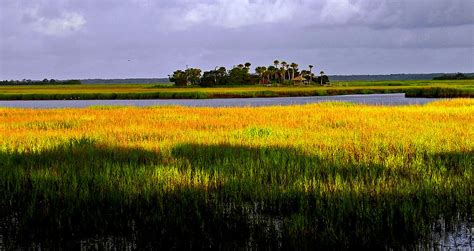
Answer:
xmin=0 ymin=99 xmax=473 ymax=248
xmin=1 ymin=100 xmax=472 ymax=154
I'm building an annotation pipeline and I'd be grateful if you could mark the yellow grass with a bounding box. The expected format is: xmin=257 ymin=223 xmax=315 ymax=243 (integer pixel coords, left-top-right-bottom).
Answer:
xmin=1 ymin=100 xmax=472 ymax=155
xmin=1 ymin=99 xmax=473 ymax=248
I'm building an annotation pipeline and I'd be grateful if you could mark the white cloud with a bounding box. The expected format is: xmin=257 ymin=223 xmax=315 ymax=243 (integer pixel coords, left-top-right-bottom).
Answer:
xmin=18 ymin=4 xmax=86 ymax=36
xmin=182 ymin=0 xmax=298 ymax=28
xmin=319 ymin=0 xmax=360 ymax=24
xmin=31 ymin=12 xmax=86 ymax=36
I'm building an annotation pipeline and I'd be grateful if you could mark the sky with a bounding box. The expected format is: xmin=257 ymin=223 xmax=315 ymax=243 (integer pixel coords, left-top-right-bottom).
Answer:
xmin=1 ymin=0 xmax=473 ymax=80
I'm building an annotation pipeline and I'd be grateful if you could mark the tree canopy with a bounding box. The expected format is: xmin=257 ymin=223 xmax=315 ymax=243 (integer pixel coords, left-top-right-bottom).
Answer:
xmin=169 ymin=61 xmax=329 ymax=87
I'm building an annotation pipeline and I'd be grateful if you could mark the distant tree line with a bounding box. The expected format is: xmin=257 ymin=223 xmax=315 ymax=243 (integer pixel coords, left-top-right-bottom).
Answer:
xmin=169 ymin=61 xmax=330 ymax=87
xmin=80 ymin=78 xmax=170 ymax=84
xmin=0 ymin=79 xmax=81 ymax=86
xmin=433 ymin=73 xmax=474 ymax=80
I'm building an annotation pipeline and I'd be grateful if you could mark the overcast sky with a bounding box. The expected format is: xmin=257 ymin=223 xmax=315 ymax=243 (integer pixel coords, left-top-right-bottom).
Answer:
xmin=1 ymin=0 xmax=473 ymax=80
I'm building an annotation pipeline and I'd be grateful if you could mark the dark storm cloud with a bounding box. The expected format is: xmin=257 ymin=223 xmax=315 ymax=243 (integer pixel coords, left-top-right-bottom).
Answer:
xmin=312 ymin=0 xmax=474 ymax=29
xmin=1 ymin=0 xmax=473 ymax=79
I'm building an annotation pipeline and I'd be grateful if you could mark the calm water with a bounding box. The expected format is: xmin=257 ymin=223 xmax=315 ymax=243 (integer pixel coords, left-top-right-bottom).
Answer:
xmin=0 ymin=93 xmax=438 ymax=108
xmin=1 ymin=214 xmax=471 ymax=249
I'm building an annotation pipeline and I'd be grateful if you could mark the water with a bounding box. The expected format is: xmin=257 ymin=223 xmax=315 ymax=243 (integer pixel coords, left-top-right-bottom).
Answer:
xmin=0 ymin=93 xmax=438 ymax=108
xmin=1 ymin=213 xmax=471 ymax=249
xmin=422 ymin=218 xmax=473 ymax=250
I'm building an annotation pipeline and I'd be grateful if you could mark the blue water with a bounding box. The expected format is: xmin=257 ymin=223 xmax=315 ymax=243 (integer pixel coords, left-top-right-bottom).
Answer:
xmin=0 ymin=94 xmax=438 ymax=108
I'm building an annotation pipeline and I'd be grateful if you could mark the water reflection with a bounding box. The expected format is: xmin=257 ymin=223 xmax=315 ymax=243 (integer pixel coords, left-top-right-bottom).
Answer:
xmin=1 ymin=213 xmax=472 ymax=249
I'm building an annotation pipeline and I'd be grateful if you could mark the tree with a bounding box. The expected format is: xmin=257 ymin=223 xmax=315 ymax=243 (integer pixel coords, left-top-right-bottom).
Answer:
xmin=213 ymin=66 xmax=218 ymax=85
xmin=278 ymin=68 xmax=286 ymax=83
xmin=185 ymin=68 xmax=202 ymax=85
xmin=320 ymin=71 xmax=325 ymax=85
xmin=281 ymin=61 xmax=288 ymax=81
xmin=201 ymin=71 xmax=219 ymax=87
xmin=290 ymin=63 xmax=298 ymax=80
xmin=309 ymin=65 xmax=314 ymax=83
xmin=244 ymin=62 xmax=252 ymax=70
xmin=273 ymin=60 xmax=280 ymax=79
xmin=217 ymin=67 xmax=228 ymax=85
xmin=200 ymin=67 xmax=229 ymax=86
xmin=315 ymin=71 xmax=330 ymax=86
xmin=218 ymin=67 xmax=227 ymax=76
xmin=433 ymin=73 xmax=473 ymax=80
xmin=229 ymin=66 xmax=253 ymax=85
xmin=273 ymin=60 xmax=279 ymax=68
xmin=201 ymin=71 xmax=216 ymax=87
xmin=169 ymin=70 xmax=188 ymax=86
xmin=301 ymin=70 xmax=310 ymax=78
xmin=64 ymin=80 xmax=81 ymax=85
xmin=267 ymin=66 xmax=277 ymax=83
xmin=170 ymin=68 xmax=201 ymax=86
xmin=255 ymin=66 xmax=267 ymax=84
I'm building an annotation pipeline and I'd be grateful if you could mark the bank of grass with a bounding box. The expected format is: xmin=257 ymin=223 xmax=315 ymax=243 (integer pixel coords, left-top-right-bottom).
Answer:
xmin=0 ymin=80 xmax=473 ymax=100
xmin=0 ymin=100 xmax=473 ymax=249
xmin=405 ymin=87 xmax=474 ymax=98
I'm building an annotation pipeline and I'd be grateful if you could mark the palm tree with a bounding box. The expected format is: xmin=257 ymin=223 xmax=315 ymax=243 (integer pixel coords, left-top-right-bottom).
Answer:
xmin=320 ymin=71 xmax=325 ymax=85
xmin=213 ymin=66 xmax=219 ymax=84
xmin=265 ymin=69 xmax=271 ymax=84
xmin=255 ymin=66 xmax=267 ymax=84
xmin=301 ymin=70 xmax=311 ymax=85
xmin=281 ymin=61 xmax=288 ymax=81
xmin=309 ymin=65 xmax=314 ymax=83
xmin=267 ymin=66 xmax=277 ymax=82
xmin=301 ymin=70 xmax=310 ymax=77
xmin=294 ymin=63 xmax=299 ymax=77
xmin=278 ymin=68 xmax=286 ymax=84
xmin=273 ymin=60 xmax=280 ymax=68
xmin=273 ymin=60 xmax=280 ymax=80
xmin=244 ymin=62 xmax=251 ymax=70
xmin=237 ymin=64 xmax=244 ymax=69
xmin=290 ymin=63 xmax=298 ymax=80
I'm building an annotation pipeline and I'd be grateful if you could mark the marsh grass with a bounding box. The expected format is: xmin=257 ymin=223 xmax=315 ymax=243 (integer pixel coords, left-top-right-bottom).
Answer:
xmin=0 ymin=101 xmax=473 ymax=249
xmin=0 ymin=80 xmax=473 ymax=100
xmin=405 ymin=87 xmax=474 ymax=98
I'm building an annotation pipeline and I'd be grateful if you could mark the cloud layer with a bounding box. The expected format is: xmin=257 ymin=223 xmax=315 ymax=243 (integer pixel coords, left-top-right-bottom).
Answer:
xmin=172 ymin=0 xmax=474 ymax=29
xmin=1 ymin=0 xmax=473 ymax=79
xmin=29 ymin=11 xmax=86 ymax=36
xmin=182 ymin=0 xmax=297 ymax=28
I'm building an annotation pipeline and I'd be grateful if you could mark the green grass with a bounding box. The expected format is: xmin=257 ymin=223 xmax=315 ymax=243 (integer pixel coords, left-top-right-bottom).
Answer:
xmin=405 ymin=87 xmax=474 ymax=98
xmin=1 ymin=140 xmax=471 ymax=249
xmin=0 ymin=80 xmax=473 ymax=100
xmin=0 ymin=102 xmax=472 ymax=249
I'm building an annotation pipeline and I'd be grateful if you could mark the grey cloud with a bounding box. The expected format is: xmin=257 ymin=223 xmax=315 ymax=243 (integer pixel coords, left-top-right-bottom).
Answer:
xmin=0 ymin=0 xmax=473 ymax=80
xmin=165 ymin=0 xmax=474 ymax=29
xmin=349 ymin=0 xmax=474 ymax=29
